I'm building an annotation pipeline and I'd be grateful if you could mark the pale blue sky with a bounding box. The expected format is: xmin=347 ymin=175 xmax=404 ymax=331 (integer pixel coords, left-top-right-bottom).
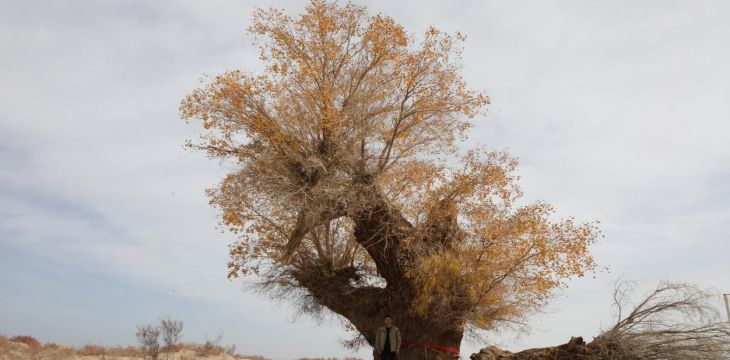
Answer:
xmin=1 ymin=1 xmax=729 ymax=359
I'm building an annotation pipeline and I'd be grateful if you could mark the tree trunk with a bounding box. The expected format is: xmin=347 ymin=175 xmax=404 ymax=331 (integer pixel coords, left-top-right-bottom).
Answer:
xmin=392 ymin=317 xmax=463 ymax=360
xmin=354 ymin=306 xmax=463 ymax=360
xmin=347 ymin=195 xmax=465 ymax=359
xmin=470 ymin=337 xmax=598 ymax=360
xmin=292 ymin=265 xmax=465 ymax=359
xmin=292 ymin=192 xmax=468 ymax=359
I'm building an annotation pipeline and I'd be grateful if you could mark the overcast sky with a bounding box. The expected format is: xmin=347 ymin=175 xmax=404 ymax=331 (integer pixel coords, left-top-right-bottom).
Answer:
xmin=1 ymin=1 xmax=729 ymax=359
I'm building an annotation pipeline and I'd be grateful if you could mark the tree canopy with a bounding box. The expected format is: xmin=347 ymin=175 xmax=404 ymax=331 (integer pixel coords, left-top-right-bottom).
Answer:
xmin=181 ymin=0 xmax=600 ymax=347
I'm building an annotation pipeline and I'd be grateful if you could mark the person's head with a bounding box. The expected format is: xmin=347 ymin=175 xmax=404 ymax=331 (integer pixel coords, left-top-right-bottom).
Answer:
xmin=383 ymin=314 xmax=393 ymax=326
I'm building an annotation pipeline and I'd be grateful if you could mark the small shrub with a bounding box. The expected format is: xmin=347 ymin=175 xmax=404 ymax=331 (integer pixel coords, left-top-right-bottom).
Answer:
xmin=196 ymin=333 xmax=223 ymax=357
xmin=160 ymin=317 xmax=184 ymax=354
xmin=136 ymin=324 xmax=161 ymax=360
xmin=10 ymin=335 xmax=41 ymax=348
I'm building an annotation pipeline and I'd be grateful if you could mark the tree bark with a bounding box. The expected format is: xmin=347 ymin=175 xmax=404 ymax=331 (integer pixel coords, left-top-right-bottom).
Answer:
xmin=352 ymin=299 xmax=463 ymax=360
xmin=350 ymin=195 xmax=464 ymax=359
xmin=470 ymin=337 xmax=601 ymax=360
xmin=284 ymin=187 xmax=464 ymax=360
xmin=292 ymin=190 xmax=468 ymax=359
xmin=352 ymin=195 xmax=413 ymax=283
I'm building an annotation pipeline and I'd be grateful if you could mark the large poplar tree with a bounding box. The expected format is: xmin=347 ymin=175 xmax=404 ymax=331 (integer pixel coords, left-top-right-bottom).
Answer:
xmin=181 ymin=1 xmax=600 ymax=358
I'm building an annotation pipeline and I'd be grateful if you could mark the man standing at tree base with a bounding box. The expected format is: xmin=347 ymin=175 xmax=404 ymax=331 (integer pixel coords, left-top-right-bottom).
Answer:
xmin=375 ymin=315 xmax=401 ymax=360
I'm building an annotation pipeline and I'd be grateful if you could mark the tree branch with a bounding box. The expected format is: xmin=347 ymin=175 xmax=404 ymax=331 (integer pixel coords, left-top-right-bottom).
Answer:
xmin=352 ymin=191 xmax=413 ymax=284
xmin=290 ymin=263 xmax=387 ymax=329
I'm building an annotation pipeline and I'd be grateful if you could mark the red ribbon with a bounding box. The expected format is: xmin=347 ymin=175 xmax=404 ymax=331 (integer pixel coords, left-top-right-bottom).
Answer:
xmin=402 ymin=342 xmax=459 ymax=355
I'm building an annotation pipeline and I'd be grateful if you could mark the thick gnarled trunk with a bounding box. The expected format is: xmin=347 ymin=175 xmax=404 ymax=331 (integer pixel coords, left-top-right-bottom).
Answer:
xmin=293 ymin=265 xmax=464 ymax=359
xmin=386 ymin=317 xmax=462 ymax=360
xmin=470 ymin=337 xmax=606 ymax=360
xmin=352 ymin=300 xmax=463 ymax=360
xmin=292 ymin=191 xmax=466 ymax=359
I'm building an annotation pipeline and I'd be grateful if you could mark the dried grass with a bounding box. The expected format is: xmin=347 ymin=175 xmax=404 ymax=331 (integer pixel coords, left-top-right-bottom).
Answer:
xmin=9 ymin=336 xmax=41 ymax=348
xmin=0 ymin=333 xmax=264 ymax=360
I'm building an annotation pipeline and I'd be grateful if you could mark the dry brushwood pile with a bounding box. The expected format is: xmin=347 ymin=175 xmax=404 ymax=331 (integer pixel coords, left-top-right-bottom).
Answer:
xmin=470 ymin=282 xmax=730 ymax=360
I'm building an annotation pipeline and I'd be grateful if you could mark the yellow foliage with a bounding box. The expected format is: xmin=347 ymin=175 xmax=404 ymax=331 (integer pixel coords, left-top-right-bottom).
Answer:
xmin=181 ymin=0 xmax=600 ymax=331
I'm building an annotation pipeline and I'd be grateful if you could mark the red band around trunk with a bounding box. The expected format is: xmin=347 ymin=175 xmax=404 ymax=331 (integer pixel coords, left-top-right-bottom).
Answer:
xmin=402 ymin=342 xmax=459 ymax=355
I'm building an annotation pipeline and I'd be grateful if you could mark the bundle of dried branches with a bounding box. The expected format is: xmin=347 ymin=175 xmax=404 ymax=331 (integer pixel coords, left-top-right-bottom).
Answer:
xmin=593 ymin=281 xmax=730 ymax=359
xmin=472 ymin=281 xmax=730 ymax=360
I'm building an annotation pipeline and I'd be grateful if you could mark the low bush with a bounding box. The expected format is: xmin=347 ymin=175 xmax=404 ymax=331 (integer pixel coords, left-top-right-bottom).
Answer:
xmin=9 ymin=335 xmax=41 ymax=348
